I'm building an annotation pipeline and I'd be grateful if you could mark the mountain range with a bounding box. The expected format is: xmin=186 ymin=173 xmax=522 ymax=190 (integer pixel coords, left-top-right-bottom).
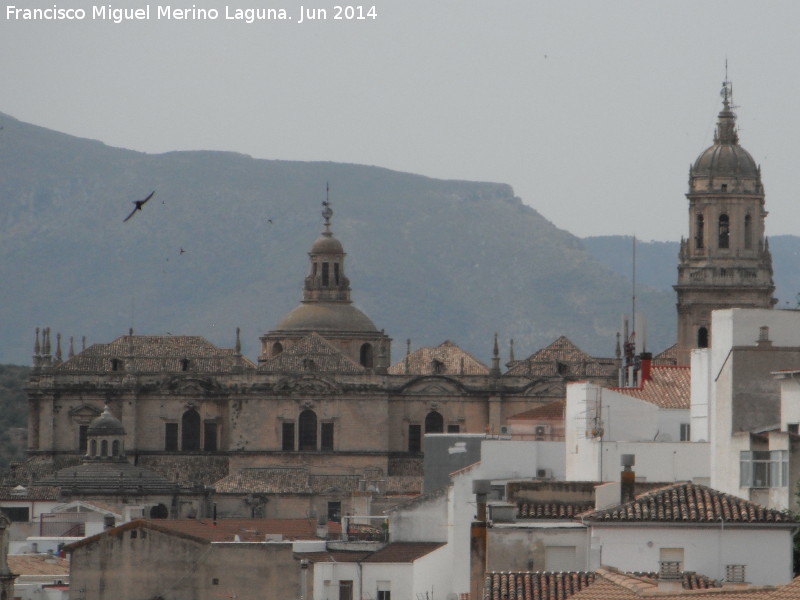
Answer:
xmin=2 ymin=111 xmax=798 ymax=367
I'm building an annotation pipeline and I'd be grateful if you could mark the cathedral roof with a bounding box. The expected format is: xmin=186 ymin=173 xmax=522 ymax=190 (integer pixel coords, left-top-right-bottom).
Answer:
xmin=505 ymin=336 xmax=616 ymax=378
xmin=212 ymin=467 xmax=362 ymax=495
xmin=274 ymin=302 xmax=379 ymax=334
xmin=33 ymin=461 xmax=180 ymax=496
xmin=388 ymin=340 xmax=489 ymax=375
xmin=57 ymin=334 xmax=254 ymax=373
xmin=310 ymin=231 xmax=345 ymax=255
xmin=258 ymin=332 xmax=365 ymax=373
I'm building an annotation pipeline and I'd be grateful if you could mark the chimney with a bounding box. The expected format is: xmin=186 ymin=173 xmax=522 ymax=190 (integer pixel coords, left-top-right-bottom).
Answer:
xmin=757 ymin=326 xmax=772 ymax=348
xmin=639 ymin=352 xmax=652 ymax=384
xmin=620 ymin=454 xmax=635 ymax=504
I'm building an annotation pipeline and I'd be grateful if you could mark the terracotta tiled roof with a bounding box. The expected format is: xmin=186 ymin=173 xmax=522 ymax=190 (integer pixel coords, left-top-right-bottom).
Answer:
xmin=259 ymin=333 xmax=365 ymax=373
xmin=570 ymin=567 xmax=770 ymax=600
xmin=213 ymin=467 xmax=314 ymax=494
xmin=212 ymin=468 xmax=363 ymax=495
xmin=388 ymin=340 xmax=489 ymax=375
xmin=582 ymin=482 xmax=794 ymax=524
xmin=508 ymin=399 xmax=566 ymax=420
xmin=0 ymin=485 xmax=61 ymax=500
xmin=517 ymin=501 xmax=594 ymax=519
xmin=766 ymin=576 xmax=800 ymax=599
xmin=361 ymin=541 xmax=444 ymax=563
xmin=626 ymin=572 xmax=721 ymax=590
xmin=66 ymin=517 xmax=321 ymax=551
xmin=34 ymin=460 xmax=180 ymax=495
xmin=505 ymin=337 xmax=617 ymax=378
xmin=57 ymin=335 xmax=254 ymax=373
xmin=8 ymin=554 xmax=70 ymax=576
xmin=5 ymin=455 xmax=82 ymax=486
xmin=384 ymin=475 xmax=423 ymax=495
xmin=610 ymin=366 xmax=690 ymax=409
xmin=482 ymin=571 xmax=597 ymax=600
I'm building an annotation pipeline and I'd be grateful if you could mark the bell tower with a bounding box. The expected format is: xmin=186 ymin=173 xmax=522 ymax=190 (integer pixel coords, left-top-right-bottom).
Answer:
xmin=674 ymin=79 xmax=776 ymax=362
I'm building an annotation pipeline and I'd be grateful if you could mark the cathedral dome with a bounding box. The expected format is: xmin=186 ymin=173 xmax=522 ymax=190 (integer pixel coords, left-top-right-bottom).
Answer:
xmin=310 ymin=232 xmax=344 ymax=255
xmin=87 ymin=406 xmax=125 ymax=436
xmin=692 ymin=138 xmax=758 ymax=179
xmin=690 ymin=89 xmax=759 ymax=182
xmin=275 ymin=302 xmax=379 ymax=333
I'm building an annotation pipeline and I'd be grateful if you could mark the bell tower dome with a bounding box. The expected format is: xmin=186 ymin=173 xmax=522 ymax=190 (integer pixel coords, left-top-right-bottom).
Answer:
xmin=674 ymin=79 xmax=776 ymax=361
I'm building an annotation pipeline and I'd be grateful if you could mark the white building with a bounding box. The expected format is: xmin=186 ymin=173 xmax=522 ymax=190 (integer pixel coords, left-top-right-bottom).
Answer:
xmin=565 ymin=363 xmax=709 ymax=483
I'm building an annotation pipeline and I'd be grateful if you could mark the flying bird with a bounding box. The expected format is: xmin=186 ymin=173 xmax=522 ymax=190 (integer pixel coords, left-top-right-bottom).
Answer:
xmin=123 ymin=191 xmax=155 ymax=222
xmin=179 ymin=248 xmax=186 ymax=255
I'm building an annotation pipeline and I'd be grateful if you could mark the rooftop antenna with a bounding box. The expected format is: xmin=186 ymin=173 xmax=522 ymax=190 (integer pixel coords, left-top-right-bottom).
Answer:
xmin=631 ymin=234 xmax=636 ymax=356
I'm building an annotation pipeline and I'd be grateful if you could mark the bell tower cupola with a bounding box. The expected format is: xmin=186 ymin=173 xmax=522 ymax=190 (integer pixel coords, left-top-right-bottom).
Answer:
xmin=674 ymin=78 xmax=776 ymax=362
xmin=304 ymin=198 xmax=351 ymax=303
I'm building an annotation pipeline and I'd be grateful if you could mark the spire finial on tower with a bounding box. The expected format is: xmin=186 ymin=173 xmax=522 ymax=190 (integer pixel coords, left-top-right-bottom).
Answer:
xmin=321 ymin=183 xmax=333 ymax=234
xmin=235 ymin=327 xmax=241 ymax=354
xmin=509 ymin=338 xmax=515 ymax=363
xmin=34 ymin=327 xmax=40 ymax=355
xmin=55 ymin=333 xmax=62 ymax=362
xmin=490 ymin=333 xmax=501 ymax=378
xmin=68 ymin=336 xmax=75 ymax=359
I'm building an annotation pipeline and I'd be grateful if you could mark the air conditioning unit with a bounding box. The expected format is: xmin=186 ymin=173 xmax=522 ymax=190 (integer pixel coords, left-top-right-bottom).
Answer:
xmin=536 ymin=468 xmax=553 ymax=479
xmin=499 ymin=426 xmax=509 ymax=434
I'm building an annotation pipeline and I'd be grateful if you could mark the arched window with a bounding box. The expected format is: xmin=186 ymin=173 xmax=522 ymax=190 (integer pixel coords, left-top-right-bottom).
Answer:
xmin=425 ymin=411 xmax=444 ymax=434
xmin=112 ymin=440 xmax=120 ymax=456
xmin=272 ymin=342 xmax=283 ymax=356
xmin=150 ymin=504 xmax=168 ymax=519
xmin=181 ymin=358 xmax=190 ymax=372
xmin=360 ymin=343 xmax=374 ymax=369
xmin=100 ymin=440 xmax=108 ymax=457
xmin=718 ymin=214 xmax=730 ymax=249
xmin=90 ymin=439 xmax=97 ymax=456
xmin=181 ymin=409 xmax=201 ymax=451
xmin=695 ymin=214 xmax=704 ymax=249
xmin=698 ymin=327 xmax=709 ymax=348
xmin=299 ymin=410 xmax=318 ymax=451
xmin=334 ymin=262 xmax=340 ymax=285
xmin=744 ymin=214 xmax=753 ymax=249
xmin=322 ymin=262 xmax=330 ymax=286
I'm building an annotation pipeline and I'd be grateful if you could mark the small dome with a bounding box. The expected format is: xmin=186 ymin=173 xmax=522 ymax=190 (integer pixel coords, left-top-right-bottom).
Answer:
xmin=310 ymin=233 xmax=344 ymax=255
xmin=692 ymin=142 xmax=758 ymax=179
xmin=87 ymin=406 xmax=125 ymax=436
xmin=275 ymin=302 xmax=379 ymax=333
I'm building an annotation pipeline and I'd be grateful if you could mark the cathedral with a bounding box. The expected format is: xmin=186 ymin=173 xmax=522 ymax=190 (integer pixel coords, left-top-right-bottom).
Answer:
xmin=19 ymin=200 xmax=618 ymax=516
xmin=14 ymin=80 xmax=775 ymax=519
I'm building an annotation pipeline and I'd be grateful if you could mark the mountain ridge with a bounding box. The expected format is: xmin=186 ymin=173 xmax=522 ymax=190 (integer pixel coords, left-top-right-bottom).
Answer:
xmin=0 ymin=112 xmax=700 ymax=366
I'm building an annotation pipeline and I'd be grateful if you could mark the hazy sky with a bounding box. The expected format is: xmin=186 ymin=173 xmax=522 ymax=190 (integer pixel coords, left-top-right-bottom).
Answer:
xmin=4 ymin=1 xmax=800 ymax=242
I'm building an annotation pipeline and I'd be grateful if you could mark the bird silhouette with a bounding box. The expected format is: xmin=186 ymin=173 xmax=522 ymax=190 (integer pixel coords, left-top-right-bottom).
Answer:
xmin=179 ymin=248 xmax=186 ymax=255
xmin=123 ymin=191 xmax=155 ymax=222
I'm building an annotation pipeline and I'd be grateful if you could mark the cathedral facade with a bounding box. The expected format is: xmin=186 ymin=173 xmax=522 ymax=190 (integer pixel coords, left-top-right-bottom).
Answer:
xmin=22 ymin=203 xmax=617 ymax=499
